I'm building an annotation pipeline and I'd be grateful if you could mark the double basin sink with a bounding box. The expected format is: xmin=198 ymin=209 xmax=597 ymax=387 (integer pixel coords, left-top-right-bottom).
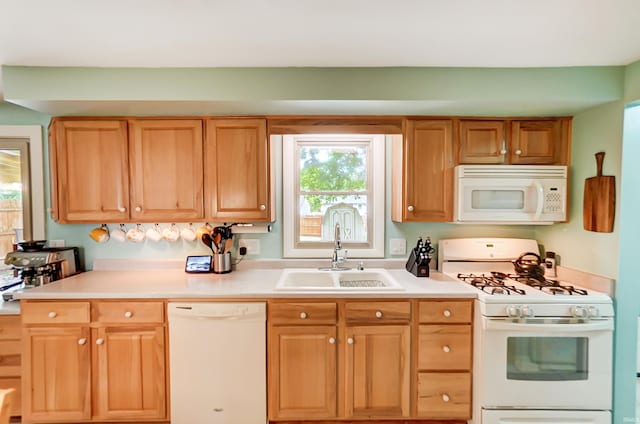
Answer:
xmin=275 ymin=268 xmax=404 ymax=291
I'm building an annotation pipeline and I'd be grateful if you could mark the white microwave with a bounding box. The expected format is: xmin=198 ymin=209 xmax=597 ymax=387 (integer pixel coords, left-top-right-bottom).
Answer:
xmin=454 ymin=165 xmax=567 ymax=224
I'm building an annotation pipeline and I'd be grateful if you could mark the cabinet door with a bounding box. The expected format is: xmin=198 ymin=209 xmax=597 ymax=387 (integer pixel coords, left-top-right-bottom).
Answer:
xmin=510 ymin=119 xmax=565 ymax=164
xmin=92 ymin=326 xmax=166 ymax=420
xmin=344 ymin=325 xmax=410 ymax=418
xmin=205 ymin=119 xmax=273 ymax=221
xmin=268 ymin=325 xmax=337 ymax=419
xmin=394 ymin=119 xmax=453 ymax=222
xmin=458 ymin=120 xmax=506 ymax=164
xmin=129 ymin=119 xmax=204 ymax=221
xmin=52 ymin=120 xmax=130 ymax=223
xmin=22 ymin=326 xmax=91 ymax=422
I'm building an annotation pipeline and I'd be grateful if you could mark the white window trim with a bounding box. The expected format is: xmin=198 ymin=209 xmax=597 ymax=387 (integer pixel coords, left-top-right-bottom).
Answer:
xmin=0 ymin=125 xmax=45 ymax=240
xmin=283 ymin=134 xmax=385 ymax=258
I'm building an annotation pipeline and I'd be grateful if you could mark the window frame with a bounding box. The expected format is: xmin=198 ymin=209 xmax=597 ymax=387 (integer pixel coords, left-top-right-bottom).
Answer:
xmin=0 ymin=126 xmax=45 ymax=240
xmin=282 ymin=134 xmax=385 ymax=258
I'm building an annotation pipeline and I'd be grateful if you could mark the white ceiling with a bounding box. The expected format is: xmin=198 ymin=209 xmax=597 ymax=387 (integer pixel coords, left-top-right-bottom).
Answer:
xmin=1 ymin=0 xmax=639 ymax=104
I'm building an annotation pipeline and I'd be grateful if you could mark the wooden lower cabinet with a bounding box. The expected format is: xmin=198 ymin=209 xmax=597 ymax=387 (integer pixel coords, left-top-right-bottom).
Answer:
xmin=416 ymin=372 xmax=471 ymax=419
xmin=0 ymin=314 xmax=22 ymax=418
xmin=268 ymin=325 xmax=337 ymax=419
xmin=92 ymin=326 xmax=166 ymax=420
xmin=21 ymin=300 xmax=167 ymax=423
xmin=22 ymin=326 xmax=92 ymax=422
xmin=345 ymin=325 xmax=410 ymax=418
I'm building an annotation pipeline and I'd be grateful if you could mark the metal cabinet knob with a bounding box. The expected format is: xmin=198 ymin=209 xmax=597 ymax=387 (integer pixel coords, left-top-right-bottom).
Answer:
xmin=78 ymin=338 xmax=87 ymax=345
xmin=443 ymin=309 xmax=452 ymax=318
xmin=135 ymin=206 xmax=142 ymax=212
xmin=442 ymin=394 xmax=450 ymax=402
xmin=442 ymin=345 xmax=451 ymax=353
xmin=96 ymin=338 xmax=105 ymax=345
xmin=259 ymin=204 xmax=267 ymax=211
xmin=299 ymin=312 xmax=308 ymax=319
xmin=329 ymin=337 xmax=336 ymax=344
xmin=124 ymin=311 xmax=133 ymax=318
xmin=48 ymin=311 xmax=57 ymax=319
xmin=407 ymin=205 xmax=415 ymax=212
xmin=375 ymin=311 xmax=383 ymax=318
xmin=515 ymin=149 xmax=522 ymax=155
xmin=347 ymin=337 xmax=354 ymax=345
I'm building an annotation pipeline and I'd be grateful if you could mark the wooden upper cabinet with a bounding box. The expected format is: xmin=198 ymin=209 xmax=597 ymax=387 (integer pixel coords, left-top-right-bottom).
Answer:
xmin=458 ymin=118 xmax=570 ymax=165
xmin=205 ymin=119 xmax=274 ymax=222
xmin=458 ymin=120 xmax=506 ymax=164
xmin=510 ymin=119 xmax=568 ymax=164
xmin=51 ymin=120 xmax=130 ymax=223
xmin=392 ymin=119 xmax=454 ymax=222
xmin=128 ymin=119 xmax=204 ymax=221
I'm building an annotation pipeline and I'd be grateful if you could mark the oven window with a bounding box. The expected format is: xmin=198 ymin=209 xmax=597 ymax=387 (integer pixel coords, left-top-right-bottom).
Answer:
xmin=471 ymin=190 xmax=524 ymax=210
xmin=507 ymin=336 xmax=588 ymax=381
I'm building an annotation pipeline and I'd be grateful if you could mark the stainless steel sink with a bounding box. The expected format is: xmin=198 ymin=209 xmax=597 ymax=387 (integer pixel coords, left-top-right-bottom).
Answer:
xmin=274 ymin=268 xmax=404 ymax=291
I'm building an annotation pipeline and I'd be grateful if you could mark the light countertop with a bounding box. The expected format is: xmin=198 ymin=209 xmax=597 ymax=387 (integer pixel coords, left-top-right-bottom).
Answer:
xmin=10 ymin=264 xmax=477 ymax=307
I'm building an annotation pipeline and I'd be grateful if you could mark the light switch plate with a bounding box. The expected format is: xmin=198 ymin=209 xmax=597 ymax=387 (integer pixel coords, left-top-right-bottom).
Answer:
xmin=390 ymin=238 xmax=406 ymax=255
xmin=239 ymin=239 xmax=261 ymax=255
xmin=48 ymin=239 xmax=65 ymax=247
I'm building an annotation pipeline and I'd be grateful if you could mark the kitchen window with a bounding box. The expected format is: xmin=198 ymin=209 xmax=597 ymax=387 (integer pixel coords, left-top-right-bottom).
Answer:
xmin=0 ymin=126 xmax=45 ymax=269
xmin=282 ymin=134 xmax=385 ymax=258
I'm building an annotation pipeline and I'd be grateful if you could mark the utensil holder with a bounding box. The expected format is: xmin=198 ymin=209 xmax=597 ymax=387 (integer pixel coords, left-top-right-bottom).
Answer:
xmin=213 ymin=252 xmax=232 ymax=274
xmin=405 ymin=250 xmax=430 ymax=277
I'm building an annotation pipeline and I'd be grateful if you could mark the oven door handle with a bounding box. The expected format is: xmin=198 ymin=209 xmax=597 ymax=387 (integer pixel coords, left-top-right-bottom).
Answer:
xmin=484 ymin=319 xmax=613 ymax=332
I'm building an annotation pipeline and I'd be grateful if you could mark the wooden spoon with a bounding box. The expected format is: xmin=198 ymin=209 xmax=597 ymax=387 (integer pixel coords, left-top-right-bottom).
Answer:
xmin=201 ymin=233 xmax=217 ymax=255
xmin=224 ymin=238 xmax=233 ymax=254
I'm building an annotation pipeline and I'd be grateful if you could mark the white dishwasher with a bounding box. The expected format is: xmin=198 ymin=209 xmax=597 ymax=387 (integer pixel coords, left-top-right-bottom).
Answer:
xmin=168 ymin=302 xmax=266 ymax=424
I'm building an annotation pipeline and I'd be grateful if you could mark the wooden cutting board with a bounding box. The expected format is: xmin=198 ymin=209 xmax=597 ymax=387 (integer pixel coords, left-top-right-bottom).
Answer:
xmin=583 ymin=151 xmax=615 ymax=232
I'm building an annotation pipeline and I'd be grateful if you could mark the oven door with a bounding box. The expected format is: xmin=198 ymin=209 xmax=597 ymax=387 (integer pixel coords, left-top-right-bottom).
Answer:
xmin=480 ymin=317 xmax=613 ymax=410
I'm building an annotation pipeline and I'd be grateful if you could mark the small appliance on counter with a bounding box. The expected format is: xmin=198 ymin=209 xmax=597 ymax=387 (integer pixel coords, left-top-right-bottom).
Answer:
xmin=405 ymin=236 xmax=434 ymax=277
xmin=2 ymin=243 xmax=82 ymax=301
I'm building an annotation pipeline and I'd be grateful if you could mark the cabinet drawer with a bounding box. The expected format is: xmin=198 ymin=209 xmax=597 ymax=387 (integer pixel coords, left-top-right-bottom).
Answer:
xmin=417 ymin=372 xmax=471 ymax=419
xmin=0 ymin=315 xmax=21 ymax=340
xmin=0 ymin=377 xmax=21 ymax=417
xmin=93 ymin=301 xmax=164 ymax=324
xmin=268 ymin=302 xmax=337 ymax=325
xmin=418 ymin=325 xmax=471 ymax=370
xmin=345 ymin=301 xmax=410 ymax=324
xmin=419 ymin=300 xmax=472 ymax=323
xmin=0 ymin=340 xmax=21 ymax=377
xmin=22 ymin=302 xmax=90 ymax=324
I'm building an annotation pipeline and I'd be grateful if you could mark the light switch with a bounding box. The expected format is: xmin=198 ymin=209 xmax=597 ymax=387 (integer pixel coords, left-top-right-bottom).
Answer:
xmin=390 ymin=238 xmax=406 ymax=255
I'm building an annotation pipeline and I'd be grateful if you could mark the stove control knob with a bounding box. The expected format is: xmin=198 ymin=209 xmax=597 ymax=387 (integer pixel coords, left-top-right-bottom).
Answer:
xmin=587 ymin=306 xmax=600 ymax=318
xmin=519 ymin=305 xmax=534 ymax=318
xmin=506 ymin=305 xmax=520 ymax=318
xmin=571 ymin=305 xmax=587 ymax=318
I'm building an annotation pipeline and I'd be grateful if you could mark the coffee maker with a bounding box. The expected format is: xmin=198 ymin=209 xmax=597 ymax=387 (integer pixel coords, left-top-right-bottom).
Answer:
xmin=2 ymin=245 xmax=82 ymax=300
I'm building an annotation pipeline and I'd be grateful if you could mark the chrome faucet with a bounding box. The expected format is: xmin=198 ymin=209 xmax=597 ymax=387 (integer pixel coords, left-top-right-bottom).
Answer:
xmin=330 ymin=223 xmax=349 ymax=270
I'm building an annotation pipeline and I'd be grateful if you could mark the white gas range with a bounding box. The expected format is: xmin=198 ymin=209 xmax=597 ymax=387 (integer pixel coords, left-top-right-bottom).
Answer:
xmin=439 ymin=238 xmax=614 ymax=424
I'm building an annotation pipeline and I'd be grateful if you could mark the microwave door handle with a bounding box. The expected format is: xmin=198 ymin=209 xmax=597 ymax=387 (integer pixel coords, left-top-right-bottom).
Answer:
xmin=534 ymin=181 xmax=544 ymax=219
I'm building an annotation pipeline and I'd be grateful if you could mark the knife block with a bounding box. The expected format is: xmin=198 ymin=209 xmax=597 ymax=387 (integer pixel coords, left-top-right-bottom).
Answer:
xmin=405 ymin=250 xmax=430 ymax=277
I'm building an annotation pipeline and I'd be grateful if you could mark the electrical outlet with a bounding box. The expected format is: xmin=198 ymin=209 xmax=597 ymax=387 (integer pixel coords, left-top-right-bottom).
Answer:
xmin=239 ymin=239 xmax=261 ymax=255
xmin=48 ymin=239 xmax=65 ymax=247
xmin=390 ymin=238 xmax=406 ymax=255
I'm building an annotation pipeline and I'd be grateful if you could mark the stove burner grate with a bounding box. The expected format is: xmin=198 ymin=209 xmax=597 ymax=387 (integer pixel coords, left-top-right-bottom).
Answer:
xmin=457 ymin=273 xmax=526 ymax=295
xmin=508 ymin=274 xmax=588 ymax=295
